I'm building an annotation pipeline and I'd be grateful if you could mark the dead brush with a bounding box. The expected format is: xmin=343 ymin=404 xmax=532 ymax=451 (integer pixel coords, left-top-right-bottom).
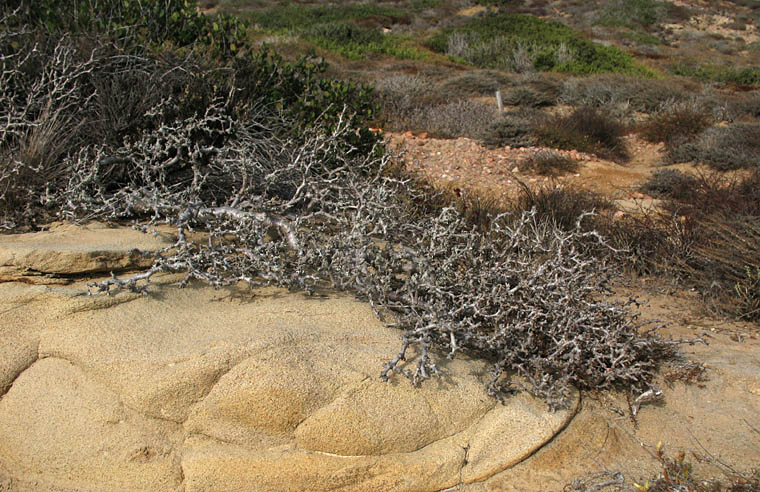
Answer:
xmin=616 ymin=170 xmax=760 ymax=320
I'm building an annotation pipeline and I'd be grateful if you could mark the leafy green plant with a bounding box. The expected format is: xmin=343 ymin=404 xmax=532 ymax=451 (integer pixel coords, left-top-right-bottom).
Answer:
xmin=8 ymin=0 xmax=248 ymax=59
xmin=249 ymin=3 xmax=407 ymax=31
xmin=303 ymin=22 xmax=425 ymax=60
xmin=673 ymin=62 xmax=760 ymax=87
xmin=427 ymin=12 xmax=652 ymax=75
xmin=408 ymin=0 xmax=441 ymax=11
xmin=595 ymin=0 xmax=671 ymax=28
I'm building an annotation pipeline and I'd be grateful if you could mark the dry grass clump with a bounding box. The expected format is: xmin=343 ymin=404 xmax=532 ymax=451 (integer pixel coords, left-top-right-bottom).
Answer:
xmin=727 ymin=92 xmax=760 ymax=119
xmin=521 ymin=150 xmax=580 ymax=176
xmin=532 ymin=107 xmax=629 ymax=161
xmin=373 ymin=73 xmax=429 ymax=130
xmin=639 ymin=168 xmax=700 ymax=200
xmin=500 ymin=85 xmax=556 ymax=108
xmin=667 ymin=122 xmax=760 ymax=170
xmin=639 ymin=104 xmax=713 ymax=147
xmin=566 ymin=445 xmax=760 ymax=492
xmin=620 ymin=171 xmax=760 ymax=320
xmin=510 ymin=184 xmax=613 ymax=233
xmin=434 ymin=70 xmax=515 ymax=97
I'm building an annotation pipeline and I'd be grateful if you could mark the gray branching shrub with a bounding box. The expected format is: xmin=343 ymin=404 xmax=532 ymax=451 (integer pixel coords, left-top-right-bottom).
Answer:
xmin=559 ymin=74 xmax=689 ymax=112
xmin=413 ymin=99 xmax=498 ymax=139
xmin=0 ymin=20 xmax=379 ymax=229
xmin=1 ymin=3 xmax=688 ymax=409
xmin=52 ymin=98 xmax=684 ymax=408
xmin=667 ymin=123 xmax=760 ymax=170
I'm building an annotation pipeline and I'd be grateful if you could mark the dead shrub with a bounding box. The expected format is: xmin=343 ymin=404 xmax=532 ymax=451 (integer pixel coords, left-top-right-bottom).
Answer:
xmin=500 ymin=85 xmax=555 ymax=107
xmin=435 ymin=70 xmax=515 ymax=97
xmin=510 ymin=184 xmax=613 ymax=233
xmin=559 ymin=74 xmax=690 ymax=112
xmin=618 ymin=171 xmax=760 ymax=319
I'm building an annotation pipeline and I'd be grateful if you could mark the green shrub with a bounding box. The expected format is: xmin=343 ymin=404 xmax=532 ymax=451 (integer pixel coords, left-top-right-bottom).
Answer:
xmin=408 ymin=0 xmax=441 ymax=11
xmin=303 ymin=22 xmax=424 ymax=60
xmin=673 ymin=62 xmax=760 ymax=87
xmin=249 ymin=3 xmax=407 ymax=31
xmin=8 ymin=0 xmax=248 ymax=59
xmin=427 ymin=12 xmax=652 ymax=75
xmin=479 ymin=111 xmax=535 ymax=148
xmin=595 ymin=0 xmax=671 ymax=28
xmin=533 ymin=107 xmax=628 ymax=161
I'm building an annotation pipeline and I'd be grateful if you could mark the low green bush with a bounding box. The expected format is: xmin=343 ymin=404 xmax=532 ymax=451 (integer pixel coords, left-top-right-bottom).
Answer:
xmin=594 ymin=0 xmax=672 ymax=28
xmin=249 ymin=3 xmax=407 ymax=31
xmin=427 ymin=12 xmax=652 ymax=75
xmin=303 ymin=22 xmax=425 ymax=60
xmin=479 ymin=111 xmax=535 ymax=148
xmin=7 ymin=0 xmax=248 ymax=59
xmin=673 ymin=62 xmax=760 ymax=87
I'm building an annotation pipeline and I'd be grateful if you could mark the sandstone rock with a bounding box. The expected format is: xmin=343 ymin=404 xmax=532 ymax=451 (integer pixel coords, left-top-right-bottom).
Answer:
xmin=0 ymin=225 xmax=578 ymax=491
xmin=0 ymin=358 xmax=183 ymax=491
xmin=0 ymin=222 xmax=174 ymax=280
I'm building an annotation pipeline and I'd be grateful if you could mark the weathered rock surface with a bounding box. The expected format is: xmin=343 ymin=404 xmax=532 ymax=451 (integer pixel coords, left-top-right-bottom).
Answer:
xmin=0 ymin=224 xmax=578 ymax=492
xmin=0 ymin=221 xmax=174 ymax=281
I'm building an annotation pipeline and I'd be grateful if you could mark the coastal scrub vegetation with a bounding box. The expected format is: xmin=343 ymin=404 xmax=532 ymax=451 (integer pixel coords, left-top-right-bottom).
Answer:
xmin=0 ymin=0 xmax=693 ymax=410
